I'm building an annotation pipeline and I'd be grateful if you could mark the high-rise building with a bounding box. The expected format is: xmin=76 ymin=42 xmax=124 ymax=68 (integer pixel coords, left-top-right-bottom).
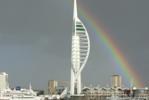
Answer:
xmin=112 ymin=75 xmax=122 ymax=89
xmin=71 ymin=0 xmax=90 ymax=95
xmin=48 ymin=80 xmax=58 ymax=95
xmin=0 ymin=72 xmax=9 ymax=90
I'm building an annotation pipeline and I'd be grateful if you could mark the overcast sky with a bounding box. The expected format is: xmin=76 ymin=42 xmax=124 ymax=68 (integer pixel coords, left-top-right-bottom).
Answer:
xmin=0 ymin=0 xmax=149 ymax=90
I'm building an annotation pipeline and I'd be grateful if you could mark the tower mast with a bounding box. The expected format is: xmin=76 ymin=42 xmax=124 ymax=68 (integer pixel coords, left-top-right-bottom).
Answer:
xmin=73 ymin=0 xmax=78 ymax=19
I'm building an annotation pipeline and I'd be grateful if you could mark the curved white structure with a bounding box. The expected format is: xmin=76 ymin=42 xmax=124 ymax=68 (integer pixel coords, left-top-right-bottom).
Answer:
xmin=70 ymin=0 xmax=90 ymax=95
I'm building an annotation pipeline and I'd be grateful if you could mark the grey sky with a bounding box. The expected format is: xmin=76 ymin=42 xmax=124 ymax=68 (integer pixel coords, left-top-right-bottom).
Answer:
xmin=0 ymin=0 xmax=149 ymax=90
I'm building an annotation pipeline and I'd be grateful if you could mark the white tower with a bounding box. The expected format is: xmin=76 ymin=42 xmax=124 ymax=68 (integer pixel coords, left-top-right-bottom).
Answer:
xmin=0 ymin=72 xmax=9 ymax=90
xmin=71 ymin=0 xmax=90 ymax=95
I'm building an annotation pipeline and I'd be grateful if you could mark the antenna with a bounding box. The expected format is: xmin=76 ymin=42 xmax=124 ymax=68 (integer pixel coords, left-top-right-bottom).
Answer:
xmin=29 ymin=82 xmax=32 ymax=91
xmin=73 ymin=0 xmax=78 ymax=18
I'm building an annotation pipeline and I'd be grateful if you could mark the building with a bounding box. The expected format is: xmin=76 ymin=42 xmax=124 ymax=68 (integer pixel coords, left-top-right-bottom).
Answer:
xmin=112 ymin=75 xmax=122 ymax=89
xmin=70 ymin=0 xmax=90 ymax=95
xmin=48 ymin=80 xmax=58 ymax=95
xmin=0 ymin=72 xmax=9 ymax=90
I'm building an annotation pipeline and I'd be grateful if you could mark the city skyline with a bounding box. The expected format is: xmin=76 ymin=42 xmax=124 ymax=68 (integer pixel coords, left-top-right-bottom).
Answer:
xmin=0 ymin=0 xmax=149 ymax=90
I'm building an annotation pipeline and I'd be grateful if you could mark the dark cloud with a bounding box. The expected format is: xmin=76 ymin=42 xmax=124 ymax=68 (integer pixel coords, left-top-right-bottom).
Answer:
xmin=0 ymin=0 xmax=148 ymax=89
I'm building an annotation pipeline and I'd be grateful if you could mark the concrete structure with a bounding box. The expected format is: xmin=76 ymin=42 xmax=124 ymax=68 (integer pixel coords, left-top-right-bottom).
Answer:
xmin=112 ymin=75 xmax=122 ymax=89
xmin=0 ymin=72 xmax=8 ymax=90
xmin=70 ymin=0 xmax=90 ymax=95
xmin=48 ymin=80 xmax=58 ymax=95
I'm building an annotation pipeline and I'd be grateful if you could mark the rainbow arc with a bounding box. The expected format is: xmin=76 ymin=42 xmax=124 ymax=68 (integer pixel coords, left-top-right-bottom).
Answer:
xmin=69 ymin=0 xmax=144 ymax=88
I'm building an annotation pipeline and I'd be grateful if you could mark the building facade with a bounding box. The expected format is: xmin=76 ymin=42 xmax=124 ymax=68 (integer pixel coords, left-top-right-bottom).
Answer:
xmin=112 ymin=75 xmax=122 ymax=89
xmin=48 ymin=80 xmax=58 ymax=95
xmin=0 ymin=72 xmax=8 ymax=90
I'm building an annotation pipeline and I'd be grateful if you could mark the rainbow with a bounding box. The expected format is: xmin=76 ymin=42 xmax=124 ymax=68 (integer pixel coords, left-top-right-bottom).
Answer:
xmin=68 ymin=0 xmax=144 ymax=87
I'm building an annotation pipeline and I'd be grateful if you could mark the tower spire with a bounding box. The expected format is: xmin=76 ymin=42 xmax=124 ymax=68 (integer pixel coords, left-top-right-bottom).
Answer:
xmin=73 ymin=0 xmax=78 ymax=18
